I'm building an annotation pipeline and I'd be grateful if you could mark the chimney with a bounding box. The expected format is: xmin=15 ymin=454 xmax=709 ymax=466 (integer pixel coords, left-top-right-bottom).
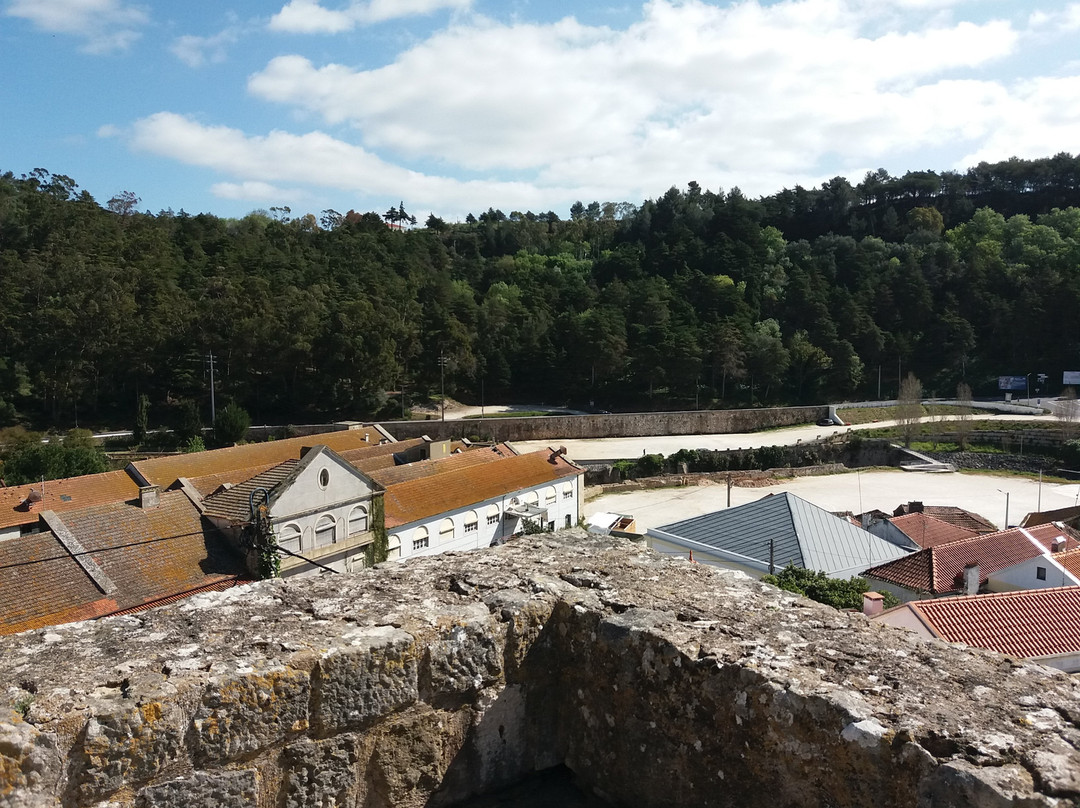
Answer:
xmin=549 ymin=446 xmax=568 ymax=464
xmin=1052 ymin=537 xmax=1066 ymax=553
xmin=963 ymin=563 xmax=980 ymax=595
xmin=909 ymin=501 xmax=924 ymax=514
xmin=862 ymin=591 xmax=885 ymax=617
xmin=139 ymin=485 xmax=160 ymax=509
xmin=860 ymin=512 xmax=872 ymax=529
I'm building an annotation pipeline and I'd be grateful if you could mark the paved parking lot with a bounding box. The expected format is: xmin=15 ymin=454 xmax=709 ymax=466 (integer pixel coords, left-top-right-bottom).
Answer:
xmin=586 ymin=469 xmax=1078 ymax=534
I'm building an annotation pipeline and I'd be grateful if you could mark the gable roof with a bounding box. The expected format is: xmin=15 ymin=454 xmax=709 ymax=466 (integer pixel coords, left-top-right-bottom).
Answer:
xmin=0 ymin=470 xmax=141 ymax=532
xmin=200 ymin=445 xmax=380 ymax=524
xmin=888 ymin=512 xmax=979 ymax=549
xmin=893 ymin=503 xmax=997 ymax=534
xmin=365 ymin=444 xmax=515 ymax=488
xmin=383 ymin=450 xmax=582 ymax=529
xmin=338 ymin=437 xmax=426 ymax=471
xmin=0 ymin=490 xmax=247 ymax=635
xmin=865 ymin=523 xmax=1080 ymax=595
xmin=129 ymin=430 xmax=384 ymax=488
xmin=1021 ymin=504 xmax=1080 ymax=528
xmin=891 ymin=587 xmax=1080 ymax=661
xmin=650 ymin=492 xmax=910 ymax=578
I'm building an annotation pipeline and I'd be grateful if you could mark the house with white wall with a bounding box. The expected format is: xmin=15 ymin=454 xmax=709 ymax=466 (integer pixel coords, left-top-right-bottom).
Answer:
xmin=383 ymin=448 xmax=585 ymax=561
xmin=199 ymin=445 xmax=382 ymax=578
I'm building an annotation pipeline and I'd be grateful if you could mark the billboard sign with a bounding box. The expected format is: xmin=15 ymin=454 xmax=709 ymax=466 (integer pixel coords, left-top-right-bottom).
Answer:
xmin=998 ymin=376 xmax=1027 ymax=392
xmin=1064 ymin=371 xmax=1080 ymax=386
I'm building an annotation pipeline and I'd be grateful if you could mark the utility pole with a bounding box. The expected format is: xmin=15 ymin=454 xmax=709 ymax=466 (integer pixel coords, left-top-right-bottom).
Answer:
xmin=208 ymin=351 xmax=217 ymax=424
xmin=438 ymin=355 xmax=447 ymax=421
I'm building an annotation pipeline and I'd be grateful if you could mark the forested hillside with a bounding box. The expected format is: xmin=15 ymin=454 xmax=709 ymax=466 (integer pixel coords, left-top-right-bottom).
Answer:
xmin=3 ymin=155 xmax=1080 ymax=433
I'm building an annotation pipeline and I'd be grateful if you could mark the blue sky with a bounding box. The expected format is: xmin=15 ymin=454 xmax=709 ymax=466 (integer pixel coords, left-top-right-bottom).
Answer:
xmin=4 ymin=0 xmax=1080 ymax=222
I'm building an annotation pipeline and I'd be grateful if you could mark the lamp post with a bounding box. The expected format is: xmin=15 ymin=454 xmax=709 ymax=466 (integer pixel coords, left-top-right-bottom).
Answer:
xmin=997 ymin=488 xmax=1010 ymax=529
xmin=438 ymin=355 xmax=448 ymax=421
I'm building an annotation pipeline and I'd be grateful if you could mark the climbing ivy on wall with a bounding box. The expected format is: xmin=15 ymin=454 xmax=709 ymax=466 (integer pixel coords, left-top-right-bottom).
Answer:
xmin=365 ymin=495 xmax=389 ymax=567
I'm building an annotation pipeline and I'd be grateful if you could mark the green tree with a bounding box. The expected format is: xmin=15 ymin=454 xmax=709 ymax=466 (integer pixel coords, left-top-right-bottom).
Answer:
xmin=133 ymin=394 xmax=150 ymax=445
xmin=897 ymin=372 xmax=924 ymax=447
xmin=762 ymin=564 xmax=897 ymax=610
xmin=214 ymin=403 xmax=251 ymax=447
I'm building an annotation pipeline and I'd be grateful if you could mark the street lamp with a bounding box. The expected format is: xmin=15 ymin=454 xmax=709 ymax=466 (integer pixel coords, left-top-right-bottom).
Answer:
xmin=996 ymin=488 xmax=1010 ymax=529
xmin=438 ymin=355 xmax=448 ymax=421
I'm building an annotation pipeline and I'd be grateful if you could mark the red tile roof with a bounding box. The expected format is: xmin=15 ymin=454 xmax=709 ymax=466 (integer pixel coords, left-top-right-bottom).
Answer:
xmin=893 ymin=503 xmax=997 ymax=534
xmin=903 ymin=587 xmax=1080 ymax=661
xmin=865 ymin=524 xmax=1080 ymax=596
xmin=130 ymin=430 xmax=383 ymax=488
xmin=889 ymin=512 xmax=979 ymax=549
xmin=0 ymin=490 xmax=247 ymax=636
xmin=365 ymin=444 xmax=515 ymax=488
xmin=0 ymin=470 xmax=140 ymax=531
xmin=1054 ymin=547 xmax=1080 ymax=579
xmin=383 ymin=450 xmax=582 ymax=528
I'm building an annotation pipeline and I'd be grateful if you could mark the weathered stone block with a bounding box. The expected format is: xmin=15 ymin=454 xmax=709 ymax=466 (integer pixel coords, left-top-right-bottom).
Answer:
xmin=423 ymin=603 xmax=504 ymax=701
xmin=311 ymin=626 xmax=418 ymax=735
xmin=75 ymin=699 xmax=186 ymax=802
xmin=192 ymin=666 xmax=310 ymax=764
xmin=280 ymin=735 xmax=362 ymax=808
xmin=135 ymin=769 xmax=257 ymax=808
xmin=0 ymin=711 xmax=60 ymax=808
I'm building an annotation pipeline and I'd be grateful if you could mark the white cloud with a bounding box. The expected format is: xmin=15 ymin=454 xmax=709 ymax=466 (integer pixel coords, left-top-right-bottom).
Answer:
xmin=129 ymin=112 xmax=562 ymax=217
xmin=248 ymin=0 xmax=1019 ymax=192
xmin=171 ymin=27 xmax=242 ymax=68
xmin=268 ymin=0 xmax=471 ymax=34
xmin=126 ymin=0 xmax=1080 ymax=216
xmin=211 ymin=181 xmax=299 ymax=202
xmin=6 ymin=0 xmax=147 ymax=53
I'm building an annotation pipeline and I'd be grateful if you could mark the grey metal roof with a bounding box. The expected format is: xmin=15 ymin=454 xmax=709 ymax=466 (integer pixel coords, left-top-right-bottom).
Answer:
xmin=651 ymin=492 xmax=910 ymax=578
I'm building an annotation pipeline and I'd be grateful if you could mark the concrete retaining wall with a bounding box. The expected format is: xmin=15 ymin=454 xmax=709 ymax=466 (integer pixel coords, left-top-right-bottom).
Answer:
xmin=379 ymin=406 xmax=828 ymax=443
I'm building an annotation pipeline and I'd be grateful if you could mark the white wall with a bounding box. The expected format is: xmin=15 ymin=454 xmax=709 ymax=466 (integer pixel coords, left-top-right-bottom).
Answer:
xmin=988 ymin=554 xmax=1080 ymax=592
xmin=391 ymin=475 xmax=583 ymax=562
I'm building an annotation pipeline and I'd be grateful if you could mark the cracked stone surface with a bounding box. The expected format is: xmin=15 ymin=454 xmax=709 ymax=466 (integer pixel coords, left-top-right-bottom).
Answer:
xmin=0 ymin=530 xmax=1077 ymax=807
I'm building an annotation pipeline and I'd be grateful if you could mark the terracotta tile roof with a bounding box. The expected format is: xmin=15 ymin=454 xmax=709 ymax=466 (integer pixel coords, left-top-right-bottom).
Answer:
xmin=183 ymin=462 xmax=281 ymax=497
xmin=130 ymin=430 xmax=383 ymax=488
xmin=383 ymin=450 xmax=583 ymax=528
xmin=0 ymin=490 xmax=246 ymax=636
xmin=893 ymin=503 xmax=997 ymax=534
xmin=865 ymin=524 xmax=1080 ymax=596
xmin=201 ymin=460 xmax=300 ymax=522
xmin=366 ymin=444 xmax=515 ymax=488
xmin=1021 ymin=505 xmax=1080 ymax=528
xmin=0 ymin=470 xmax=140 ymax=531
xmin=904 ymin=587 xmax=1080 ymax=660
xmin=889 ymin=512 xmax=979 ymax=549
xmin=338 ymin=438 xmax=425 ymax=469
xmin=1054 ymin=547 xmax=1080 ymax=579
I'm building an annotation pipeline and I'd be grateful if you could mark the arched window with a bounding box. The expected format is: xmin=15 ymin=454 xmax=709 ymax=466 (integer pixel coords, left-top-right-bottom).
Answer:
xmin=524 ymin=491 xmax=539 ymax=506
xmin=562 ymin=482 xmax=574 ymax=500
xmin=463 ymin=510 xmax=479 ymax=533
xmin=412 ymin=526 xmax=429 ymax=552
xmin=277 ymin=523 xmax=302 ymax=553
xmin=314 ymin=515 xmax=336 ymax=547
xmin=348 ymin=505 xmax=368 ymax=536
xmin=543 ymin=486 xmax=557 ymax=505
xmin=438 ymin=517 xmax=455 ymax=543
xmin=486 ymin=504 xmax=500 ymax=525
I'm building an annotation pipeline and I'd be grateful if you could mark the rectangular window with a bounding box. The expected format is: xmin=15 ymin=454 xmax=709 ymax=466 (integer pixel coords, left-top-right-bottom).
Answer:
xmin=563 ymin=490 xmax=573 ymax=500
xmin=465 ymin=521 xmax=478 ymax=533
xmin=487 ymin=514 xmax=499 ymax=525
xmin=1036 ymin=566 xmax=1047 ymax=580
xmin=412 ymin=537 xmax=429 ymax=551
xmin=547 ymin=521 xmax=555 ymax=532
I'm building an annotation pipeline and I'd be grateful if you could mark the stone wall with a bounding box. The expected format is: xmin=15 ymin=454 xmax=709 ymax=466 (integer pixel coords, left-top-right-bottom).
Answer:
xmin=2 ymin=532 xmax=1079 ymax=808
xmin=379 ymin=406 xmax=827 ymax=443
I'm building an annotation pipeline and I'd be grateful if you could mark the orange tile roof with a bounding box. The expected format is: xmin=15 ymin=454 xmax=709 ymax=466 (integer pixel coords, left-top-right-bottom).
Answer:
xmin=366 ymin=444 xmax=514 ymax=488
xmin=0 ymin=470 xmax=141 ymax=531
xmin=383 ymin=450 xmax=582 ymax=528
xmin=337 ymin=438 xmax=425 ymax=468
xmin=201 ymin=460 xmax=300 ymax=522
xmin=1054 ymin=547 xmax=1080 ymax=579
xmin=0 ymin=490 xmax=246 ymax=635
xmin=889 ymin=512 xmax=979 ymax=549
xmin=904 ymin=587 xmax=1080 ymax=660
xmin=183 ymin=462 xmax=281 ymax=497
xmin=866 ymin=524 xmax=1080 ymax=596
xmin=893 ymin=503 xmax=997 ymax=534
xmin=130 ymin=430 xmax=383 ymax=488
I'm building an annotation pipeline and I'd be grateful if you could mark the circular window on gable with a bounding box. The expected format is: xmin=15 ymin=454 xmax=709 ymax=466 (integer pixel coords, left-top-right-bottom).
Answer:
xmin=319 ymin=468 xmax=330 ymax=488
